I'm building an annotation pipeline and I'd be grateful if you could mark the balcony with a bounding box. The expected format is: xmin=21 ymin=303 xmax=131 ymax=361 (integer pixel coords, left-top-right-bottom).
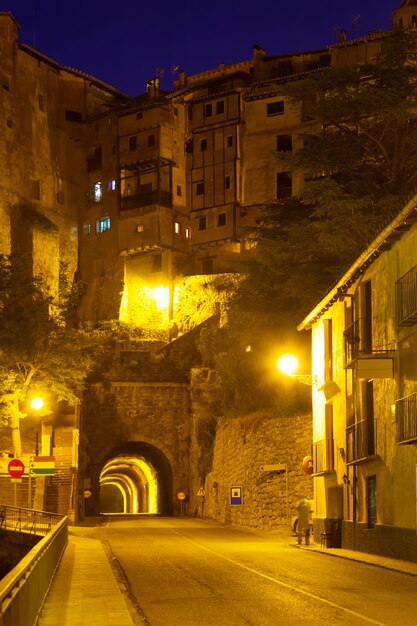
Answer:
xmin=312 ymin=439 xmax=334 ymax=474
xmin=346 ymin=418 xmax=385 ymax=464
xmin=343 ymin=318 xmax=394 ymax=377
xmin=395 ymin=392 xmax=417 ymax=444
xmin=120 ymin=189 xmax=172 ymax=212
xmin=396 ymin=264 xmax=417 ymax=326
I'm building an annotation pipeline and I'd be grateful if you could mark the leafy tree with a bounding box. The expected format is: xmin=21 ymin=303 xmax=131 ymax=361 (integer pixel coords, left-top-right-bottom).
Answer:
xmin=0 ymin=255 xmax=96 ymax=457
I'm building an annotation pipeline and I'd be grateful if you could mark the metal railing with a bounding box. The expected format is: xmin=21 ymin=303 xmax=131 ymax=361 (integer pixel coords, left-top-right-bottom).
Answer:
xmin=395 ymin=392 xmax=417 ymax=444
xmin=396 ymin=264 xmax=417 ymax=326
xmin=346 ymin=418 xmax=387 ymax=463
xmin=312 ymin=438 xmax=334 ymax=473
xmin=120 ymin=189 xmax=172 ymax=211
xmin=0 ymin=507 xmax=67 ymax=626
xmin=0 ymin=506 xmax=63 ymax=536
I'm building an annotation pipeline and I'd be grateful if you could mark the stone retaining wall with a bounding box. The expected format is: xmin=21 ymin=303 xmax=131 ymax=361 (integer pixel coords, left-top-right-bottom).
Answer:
xmin=203 ymin=411 xmax=312 ymax=531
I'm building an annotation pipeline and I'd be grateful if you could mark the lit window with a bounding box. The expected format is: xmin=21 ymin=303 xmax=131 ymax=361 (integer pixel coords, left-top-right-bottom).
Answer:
xmin=96 ymin=216 xmax=110 ymax=233
xmin=175 ymin=221 xmax=181 ymax=234
xmin=108 ymin=179 xmax=116 ymax=191
xmin=136 ymin=224 xmax=144 ymax=233
xmin=185 ymin=227 xmax=191 ymax=239
xmin=196 ymin=182 xmax=204 ymax=196
xmin=83 ymin=222 xmax=91 ymax=235
xmin=93 ymin=182 xmax=102 ymax=202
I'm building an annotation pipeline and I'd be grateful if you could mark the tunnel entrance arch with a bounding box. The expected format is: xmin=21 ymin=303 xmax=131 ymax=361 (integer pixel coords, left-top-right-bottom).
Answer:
xmin=99 ymin=441 xmax=174 ymax=515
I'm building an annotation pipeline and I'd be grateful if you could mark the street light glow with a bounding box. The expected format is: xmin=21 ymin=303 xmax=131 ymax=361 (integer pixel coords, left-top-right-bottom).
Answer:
xmin=30 ymin=397 xmax=44 ymax=411
xmin=276 ymin=354 xmax=299 ymax=377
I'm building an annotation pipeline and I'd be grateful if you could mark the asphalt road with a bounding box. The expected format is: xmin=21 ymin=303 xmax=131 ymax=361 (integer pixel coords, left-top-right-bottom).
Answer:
xmin=96 ymin=516 xmax=417 ymax=626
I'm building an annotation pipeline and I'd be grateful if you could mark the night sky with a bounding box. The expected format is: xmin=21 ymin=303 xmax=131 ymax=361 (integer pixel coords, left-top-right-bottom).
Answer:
xmin=5 ymin=0 xmax=400 ymax=96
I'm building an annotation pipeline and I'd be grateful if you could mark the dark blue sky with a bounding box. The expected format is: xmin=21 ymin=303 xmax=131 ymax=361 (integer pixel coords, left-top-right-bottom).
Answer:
xmin=6 ymin=0 xmax=399 ymax=96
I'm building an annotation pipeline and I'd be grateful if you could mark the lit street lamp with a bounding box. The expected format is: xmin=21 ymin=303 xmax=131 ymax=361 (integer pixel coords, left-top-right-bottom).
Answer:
xmin=30 ymin=396 xmax=44 ymax=456
xmin=276 ymin=353 xmax=317 ymax=386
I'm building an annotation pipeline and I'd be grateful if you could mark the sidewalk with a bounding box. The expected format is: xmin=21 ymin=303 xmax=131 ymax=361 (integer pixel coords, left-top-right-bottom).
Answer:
xmin=295 ymin=540 xmax=417 ymax=577
xmin=38 ymin=525 xmax=137 ymax=626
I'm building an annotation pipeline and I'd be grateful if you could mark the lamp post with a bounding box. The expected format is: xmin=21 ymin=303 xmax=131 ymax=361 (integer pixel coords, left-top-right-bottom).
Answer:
xmin=28 ymin=396 xmax=44 ymax=509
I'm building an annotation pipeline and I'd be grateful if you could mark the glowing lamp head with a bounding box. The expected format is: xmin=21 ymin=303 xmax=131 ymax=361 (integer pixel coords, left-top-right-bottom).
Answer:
xmin=30 ymin=397 xmax=44 ymax=411
xmin=277 ymin=354 xmax=299 ymax=377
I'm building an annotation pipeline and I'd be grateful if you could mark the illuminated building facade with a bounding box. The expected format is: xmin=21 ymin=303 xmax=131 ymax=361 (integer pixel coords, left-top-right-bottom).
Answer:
xmin=299 ymin=193 xmax=417 ymax=561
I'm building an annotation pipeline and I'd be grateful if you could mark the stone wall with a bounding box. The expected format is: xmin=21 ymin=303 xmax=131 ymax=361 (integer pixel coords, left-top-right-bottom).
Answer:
xmin=203 ymin=411 xmax=312 ymax=532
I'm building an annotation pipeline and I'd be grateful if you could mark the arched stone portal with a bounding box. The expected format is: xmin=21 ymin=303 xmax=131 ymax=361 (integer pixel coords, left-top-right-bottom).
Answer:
xmin=99 ymin=442 xmax=174 ymax=515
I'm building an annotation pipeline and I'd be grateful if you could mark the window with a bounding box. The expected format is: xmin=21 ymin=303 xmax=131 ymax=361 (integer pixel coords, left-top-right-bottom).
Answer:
xmin=136 ymin=224 xmax=144 ymax=233
xmin=360 ymin=281 xmax=373 ymax=353
xmin=367 ymin=476 xmax=377 ymax=528
xmin=276 ymin=172 xmax=292 ymax=198
xmin=200 ymin=138 xmax=208 ymax=151
xmin=205 ymin=103 xmax=212 ymax=117
xmin=173 ymin=106 xmax=178 ymax=116
xmin=148 ymin=134 xmax=155 ymax=147
xmin=176 ymin=185 xmax=182 ymax=196
xmin=175 ymin=221 xmax=181 ymax=234
xmin=185 ymin=227 xmax=191 ymax=239
xmin=217 ymin=213 xmax=226 ymax=227
xmin=276 ymin=134 xmax=292 ymax=152
xmin=323 ymin=319 xmax=333 ymax=383
xmin=108 ymin=179 xmax=116 ymax=191
xmin=198 ymin=216 xmax=207 ymax=231
xmin=267 ymin=101 xmax=284 ymax=116
xmin=227 ymin=136 xmax=233 ymax=148
xmin=30 ymin=179 xmax=40 ymax=200
xmin=93 ymin=182 xmax=102 ymax=202
xmin=83 ymin=222 xmax=91 ymax=236
xmin=216 ymin=100 xmax=225 ymax=115
xmin=196 ymin=182 xmax=204 ymax=196
xmin=129 ymin=136 xmax=137 ymax=151
xmin=202 ymin=258 xmax=213 ymax=274
xmin=225 ymin=176 xmax=231 ymax=190
xmin=65 ymin=110 xmax=82 ymax=122
xmin=38 ymin=94 xmax=45 ymax=111
xmin=396 ymin=264 xmax=417 ymax=326
xmin=152 ymin=254 xmax=162 ymax=273
xmin=96 ymin=216 xmax=110 ymax=233
xmin=136 ymin=112 xmax=143 ymax=120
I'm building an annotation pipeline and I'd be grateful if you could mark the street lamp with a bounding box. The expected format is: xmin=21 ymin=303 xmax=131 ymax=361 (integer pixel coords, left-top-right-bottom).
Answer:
xmin=276 ymin=353 xmax=317 ymax=387
xmin=30 ymin=396 xmax=44 ymax=455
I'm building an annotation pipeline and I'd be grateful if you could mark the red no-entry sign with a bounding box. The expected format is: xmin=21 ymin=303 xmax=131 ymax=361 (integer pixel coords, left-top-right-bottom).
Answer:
xmin=8 ymin=459 xmax=25 ymax=478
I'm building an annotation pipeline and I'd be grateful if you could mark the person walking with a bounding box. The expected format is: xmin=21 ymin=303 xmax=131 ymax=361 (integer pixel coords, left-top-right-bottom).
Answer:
xmin=296 ymin=497 xmax=312 ymax=545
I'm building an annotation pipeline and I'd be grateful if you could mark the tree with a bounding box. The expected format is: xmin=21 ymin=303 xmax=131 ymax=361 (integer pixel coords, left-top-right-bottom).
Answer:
xmin=0 ymin=255 xmax=96 ymax=457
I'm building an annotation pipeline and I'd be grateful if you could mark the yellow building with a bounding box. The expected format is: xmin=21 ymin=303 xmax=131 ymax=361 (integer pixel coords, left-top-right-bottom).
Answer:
xmin=299 ymin=193 xmax=417 ymax=561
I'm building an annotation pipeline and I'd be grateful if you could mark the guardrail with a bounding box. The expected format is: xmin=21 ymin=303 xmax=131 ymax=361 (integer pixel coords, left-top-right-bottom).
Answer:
xmin=0 ymin=506 xmax=68 ymax=626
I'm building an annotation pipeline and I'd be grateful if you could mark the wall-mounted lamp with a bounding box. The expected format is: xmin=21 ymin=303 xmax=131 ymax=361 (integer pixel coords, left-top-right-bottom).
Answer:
xmin=276 ymin=354 xmax=317 ymax=386
xmin=342 ymin=474 xmax=350 ymax=484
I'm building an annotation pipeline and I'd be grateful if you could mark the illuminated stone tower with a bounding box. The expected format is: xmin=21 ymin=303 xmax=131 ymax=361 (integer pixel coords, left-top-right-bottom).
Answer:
xmin=392 ymin=0 xmax=417 ymax=29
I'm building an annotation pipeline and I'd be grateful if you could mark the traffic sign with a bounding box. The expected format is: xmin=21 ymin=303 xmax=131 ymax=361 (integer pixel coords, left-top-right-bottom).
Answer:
xmin=230 ymin=486 xmax=243 ymax=506
xmin=177 ymin=491 xmax=187 ymax=501
xmin=8 ymin=459 xmax=25 ymax=478
xmin=31 ymin=456 xmax=55 ymax=475
xmin=196 ymin=487 xmax=205 ymax=497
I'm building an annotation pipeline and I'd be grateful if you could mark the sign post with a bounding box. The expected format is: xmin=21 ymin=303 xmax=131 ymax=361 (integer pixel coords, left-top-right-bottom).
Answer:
xmin=8 ymin=459 xmax=25 ymax=508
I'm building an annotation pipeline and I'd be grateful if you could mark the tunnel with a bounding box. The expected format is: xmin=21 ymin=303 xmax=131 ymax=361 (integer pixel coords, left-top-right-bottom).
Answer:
xmin=99 ymin=442 xmax=174 ymax=515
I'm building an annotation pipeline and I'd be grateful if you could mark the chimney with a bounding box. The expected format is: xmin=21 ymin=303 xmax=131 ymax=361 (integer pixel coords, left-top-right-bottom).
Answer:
xmin=146 ymin=77 xmax=160 ymax=98
xmin=253 ymin=44 xmax=266 ymax=60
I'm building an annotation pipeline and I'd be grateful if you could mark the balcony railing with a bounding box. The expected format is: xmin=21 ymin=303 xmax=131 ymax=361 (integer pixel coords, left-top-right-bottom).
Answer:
xmin=312 ymin=438 xmax=334 ymax=473
xmin=395 ymin=392 xmax=417 ymax=444
xmin=396 ymin=264 xmax=417 ymax=326
xmin=120 ymin=189 xmax=172 ymax=212
xmin=346 ymin=419 xmax=376 ymax=463
xmin=343 ymin=318 xmax=361 ymax=366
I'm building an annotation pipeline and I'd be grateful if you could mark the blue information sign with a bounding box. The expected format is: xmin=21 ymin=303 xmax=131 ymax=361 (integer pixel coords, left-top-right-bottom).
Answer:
xmin=230 ymin=486 xmax=243 ymax=505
